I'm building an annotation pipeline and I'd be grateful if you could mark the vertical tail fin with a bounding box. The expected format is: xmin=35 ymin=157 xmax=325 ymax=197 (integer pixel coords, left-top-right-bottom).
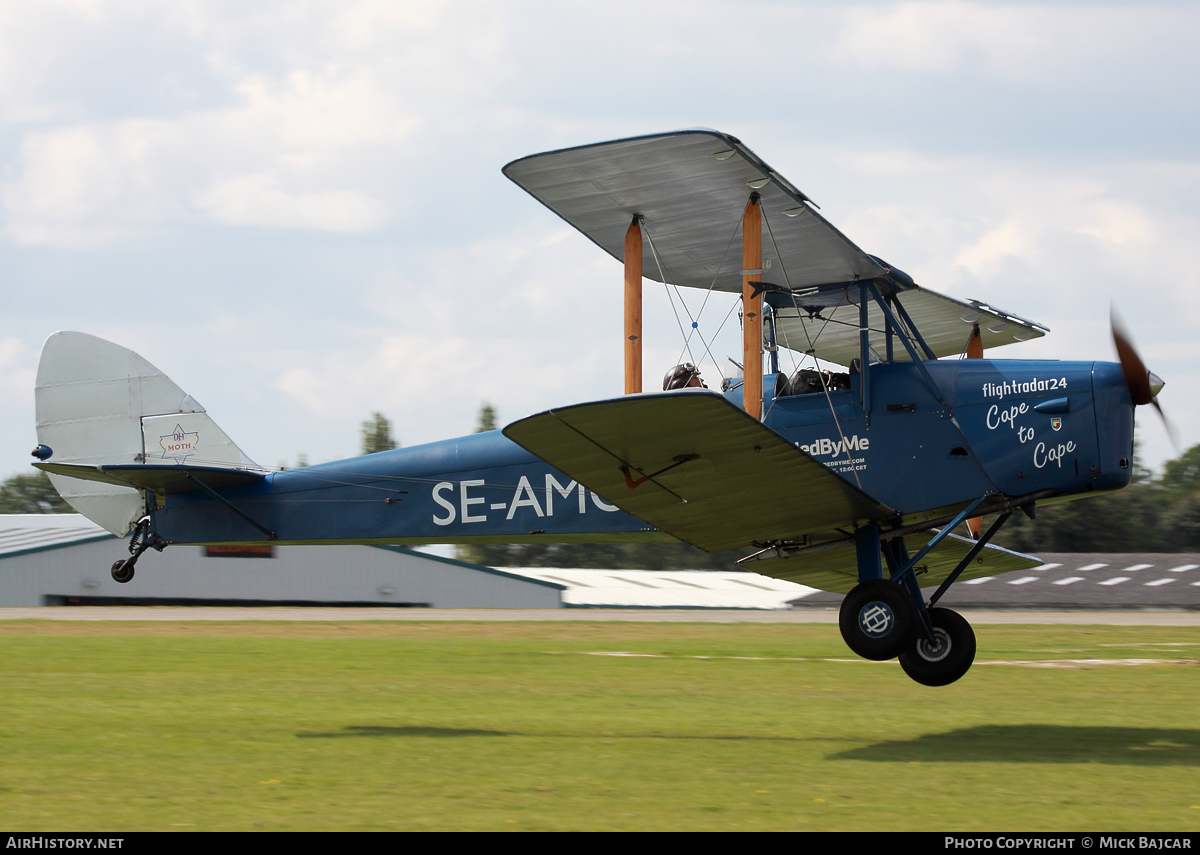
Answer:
xmin=35 ymin=332 xmax=261 ymax=535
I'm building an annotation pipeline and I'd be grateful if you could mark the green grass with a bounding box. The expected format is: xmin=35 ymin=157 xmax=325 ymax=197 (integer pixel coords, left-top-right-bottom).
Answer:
xmin=0 ymin=620 xmax=1198 ymax=830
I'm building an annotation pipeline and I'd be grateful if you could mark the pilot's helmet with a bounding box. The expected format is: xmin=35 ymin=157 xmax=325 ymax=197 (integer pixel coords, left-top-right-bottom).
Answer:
xmin=663 ymin=363 xmax=707 ymax=391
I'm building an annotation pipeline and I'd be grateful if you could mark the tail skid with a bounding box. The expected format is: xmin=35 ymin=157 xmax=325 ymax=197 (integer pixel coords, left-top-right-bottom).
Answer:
xmin=34 ymin=331 xmax=262 ymax=535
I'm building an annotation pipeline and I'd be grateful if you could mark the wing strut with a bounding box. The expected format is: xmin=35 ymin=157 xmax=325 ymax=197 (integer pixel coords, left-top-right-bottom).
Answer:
xmin=742 ymin=193 xmax=763 ymax=418
xmin=965 ymin=324 xmax=984 ymax=537
xmin=624 ymin=216 xmax=643 ymax=394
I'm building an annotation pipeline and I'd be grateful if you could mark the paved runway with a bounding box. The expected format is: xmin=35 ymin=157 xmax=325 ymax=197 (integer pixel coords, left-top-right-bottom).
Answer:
xmin=1 ymin=606 xmax=1198 ymax=625
xmin=796 ymin=552 xmax=1200 ymax=611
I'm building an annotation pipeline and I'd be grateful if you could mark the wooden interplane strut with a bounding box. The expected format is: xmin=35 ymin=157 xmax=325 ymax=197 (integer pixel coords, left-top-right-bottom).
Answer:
xmin=624 ymin=217 xmax=642 ymax=395
xmin=742 ymin=196 xmax=762 ymax=419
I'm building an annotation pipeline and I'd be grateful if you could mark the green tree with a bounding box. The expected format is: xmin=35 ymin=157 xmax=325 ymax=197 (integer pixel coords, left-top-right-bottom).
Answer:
xmin=0 ymin=472 xmax=71 ymax=514
xmin=475 ymin=402 xmax=497 ymax=433
xmin=360 ymin=413 xmax=398 ymax=455
xmin=1156 ymin=444 xmax=1200 ymax=495
xmin=990 ymin=441 xmax=1200 ymax=554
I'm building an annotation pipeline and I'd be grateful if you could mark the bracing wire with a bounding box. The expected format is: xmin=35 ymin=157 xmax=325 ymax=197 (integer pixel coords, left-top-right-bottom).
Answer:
xmin=762 ymin=205 xmax=863 ymax=489
xmin=641 ymin=202 xmax=747 ymax=382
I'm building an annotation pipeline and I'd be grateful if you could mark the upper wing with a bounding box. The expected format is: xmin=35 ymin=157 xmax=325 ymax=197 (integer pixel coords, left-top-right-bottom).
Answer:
xmin=750 ymin=530 xmax=1043 ymax=594
xmin=503 ymin=129 xmax=885 ymax=292
xmin=769 ymin=285 xmax=1048 ymax=366
xmin=503 ymin=390 xmax=893 ymax=552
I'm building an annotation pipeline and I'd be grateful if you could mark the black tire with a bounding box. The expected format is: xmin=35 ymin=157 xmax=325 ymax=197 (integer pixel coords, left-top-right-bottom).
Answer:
xmin=898 ymin=607 xmax=976 ymax=687
xmin=838 ymin=579 xmax=918 ymax=661
xmin=111 ymin=559 xmax=135 ymax=584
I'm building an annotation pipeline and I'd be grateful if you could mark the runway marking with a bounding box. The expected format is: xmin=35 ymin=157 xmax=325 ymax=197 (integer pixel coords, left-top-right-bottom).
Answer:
xmin=1076 ymin=563 xmax=1108 ymax=572
xmin=1098 ymin=577 xmax=1131 ymax=586
xmin=1122 ymin=563 xmax=1154 ymax=572
xmin=1169 ymin=564 xmax=1200 ymax=573
xmin=1036 ymin=563 xmax=1062 ymax=571
xmin=1007 ymin=577 xmax=1039 ymax=585
xmin=962 ymin=577 xmax=992 ymax=585
xmin=1053 ymin=577 xmax=1085 ymax=586
xmin=1144 ymin=578 xmax=1176 ymax=587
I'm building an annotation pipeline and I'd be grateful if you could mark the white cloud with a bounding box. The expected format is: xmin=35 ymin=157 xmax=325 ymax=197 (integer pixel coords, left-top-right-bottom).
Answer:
xmin=194 ymin=175 xmax=387 ymax=232
xmin=953 ymin=218 xmax=1035 ymax=276
xmin=0 ymin=337 xmax=36 ymax=408
xmin=829 ymin=1 xmax=1183 ymax=85
xmin=2 ymin=67 xmax=418 ymax=245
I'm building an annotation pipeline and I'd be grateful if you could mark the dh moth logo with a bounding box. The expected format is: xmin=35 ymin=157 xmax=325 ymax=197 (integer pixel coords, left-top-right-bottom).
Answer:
xmin=1050 ymin=417 xmax=1062 ymax=431
xmin=859 ymin=602 xmax=894 ymax=637
xmin=160 ymin=424 xmax=199 ymax=464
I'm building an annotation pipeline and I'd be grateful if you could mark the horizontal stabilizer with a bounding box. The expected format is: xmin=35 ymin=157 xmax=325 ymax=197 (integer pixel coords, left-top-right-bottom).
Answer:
xmin=753 ymin=531 xmax=1042 ymax=594
xmin=35 ymin=463 xmax=266 ymax=495
xmin=503 ymin=391 xmax=891 ymax=552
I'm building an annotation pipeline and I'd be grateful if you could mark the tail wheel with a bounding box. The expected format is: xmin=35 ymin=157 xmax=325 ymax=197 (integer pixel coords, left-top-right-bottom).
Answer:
xmin=838 ymin=579 xmax=917 ymax=661
xmin=898 ymin=607 xmax=976 ymax=686
xmin=111 ymin=559 xmax=135 ymax=584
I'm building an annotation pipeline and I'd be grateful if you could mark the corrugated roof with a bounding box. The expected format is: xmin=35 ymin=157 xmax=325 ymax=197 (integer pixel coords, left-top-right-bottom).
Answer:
xmin=506 ymin=568 xmax=819 ymax=609
xmin=0 ymin=514 xmax=115 ymax=558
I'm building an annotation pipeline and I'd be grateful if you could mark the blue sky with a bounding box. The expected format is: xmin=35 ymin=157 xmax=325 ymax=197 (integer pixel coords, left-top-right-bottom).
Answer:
xmin=2 ymin=0 xmax=1197 ymax=478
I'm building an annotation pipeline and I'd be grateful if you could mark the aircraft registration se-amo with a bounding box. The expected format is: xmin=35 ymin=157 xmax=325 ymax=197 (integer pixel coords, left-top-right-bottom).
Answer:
xmin=30 ymin=130 xmax=1168 ymax=686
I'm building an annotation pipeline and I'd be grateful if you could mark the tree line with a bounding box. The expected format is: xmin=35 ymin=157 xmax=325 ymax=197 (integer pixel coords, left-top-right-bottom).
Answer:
xmin=987 ymin=444 xmax=1200 ymax=554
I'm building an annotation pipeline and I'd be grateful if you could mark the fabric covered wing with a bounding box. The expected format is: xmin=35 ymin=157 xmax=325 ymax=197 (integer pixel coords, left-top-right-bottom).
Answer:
xmin=770 ymin=286 xmax=1048 ymax=366
xmin=751 ymin=531 xmax=1043 ymax=594
xmin=503 ymin=130 xmax=885 ymax=292
xmin=502 ymin=391 xmax=891 ymax=552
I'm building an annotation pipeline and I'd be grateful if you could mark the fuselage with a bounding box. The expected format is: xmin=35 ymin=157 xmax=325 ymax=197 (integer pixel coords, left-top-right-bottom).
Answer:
xmin=152 ymin=358 xmax=1135 ymax=547
xmin=760 ymin=358 xmax=1134 ymax=515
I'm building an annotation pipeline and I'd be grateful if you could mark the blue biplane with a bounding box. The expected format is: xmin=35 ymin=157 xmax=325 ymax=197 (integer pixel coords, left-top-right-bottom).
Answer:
xmin=30 ymin=130 xmax=1166 ymax=686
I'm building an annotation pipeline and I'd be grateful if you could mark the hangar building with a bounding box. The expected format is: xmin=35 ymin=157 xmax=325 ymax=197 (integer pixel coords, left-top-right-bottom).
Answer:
xmin=0 ymin=515 xmax=817 ymax=609
xmin=0 ymin=515 xmax=562 ymax=609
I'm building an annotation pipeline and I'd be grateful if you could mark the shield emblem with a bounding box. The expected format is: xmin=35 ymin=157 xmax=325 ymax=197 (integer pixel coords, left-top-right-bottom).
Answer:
xmin=1050 ymin=417 xmax=1062 ymax=431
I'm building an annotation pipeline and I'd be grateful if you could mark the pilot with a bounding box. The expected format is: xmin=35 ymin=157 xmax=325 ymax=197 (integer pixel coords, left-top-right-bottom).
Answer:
xmin=663 ymin=363 xmax=708 ymax=391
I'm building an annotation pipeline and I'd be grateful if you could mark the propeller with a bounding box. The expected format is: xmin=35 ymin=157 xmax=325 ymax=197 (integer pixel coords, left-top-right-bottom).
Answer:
xmin=1111 ymin=306 xmax=1177 ymax=449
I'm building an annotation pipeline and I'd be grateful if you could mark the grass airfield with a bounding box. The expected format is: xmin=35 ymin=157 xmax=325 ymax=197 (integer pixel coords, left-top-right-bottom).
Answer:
xmin=1 ymin=618 xmax=1198 ymax=831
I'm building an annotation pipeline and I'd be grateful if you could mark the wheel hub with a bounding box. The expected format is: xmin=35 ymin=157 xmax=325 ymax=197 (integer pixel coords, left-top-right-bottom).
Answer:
xmin=858 ymin=602 xmax=895 ymax=637
xmin=915 ymin=627 xmax=952 ymax=662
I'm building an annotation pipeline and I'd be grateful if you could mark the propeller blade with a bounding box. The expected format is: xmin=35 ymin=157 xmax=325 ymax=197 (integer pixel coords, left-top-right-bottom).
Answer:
xmin=1151 ymin=397 xmax=1181 ymax=451
xmin=1111 ymin=306 xmax=1178 ymax=450
xmin=1110 ymin=308 xmax=1154 ymax=406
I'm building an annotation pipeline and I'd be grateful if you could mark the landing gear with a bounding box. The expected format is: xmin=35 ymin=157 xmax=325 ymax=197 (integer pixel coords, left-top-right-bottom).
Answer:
xmin=898 ymin=607 xmax=976 ymax=687
xmin=838 ymin=579 xmax=918 ymax=661
xmin=108 ymin=515 xmax=167 ymax=584
xmin=111 ymin=559 xmax=135 ymax=584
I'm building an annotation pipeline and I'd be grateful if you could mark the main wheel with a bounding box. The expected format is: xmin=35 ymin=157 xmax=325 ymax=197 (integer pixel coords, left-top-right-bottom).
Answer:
xmin=111 ymin=559 xmax=135 ymax=584
xmin=838 ymin=579 xmax=917 ymax=661
xmin=898 ymin=607 xmax=976 ymax=686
